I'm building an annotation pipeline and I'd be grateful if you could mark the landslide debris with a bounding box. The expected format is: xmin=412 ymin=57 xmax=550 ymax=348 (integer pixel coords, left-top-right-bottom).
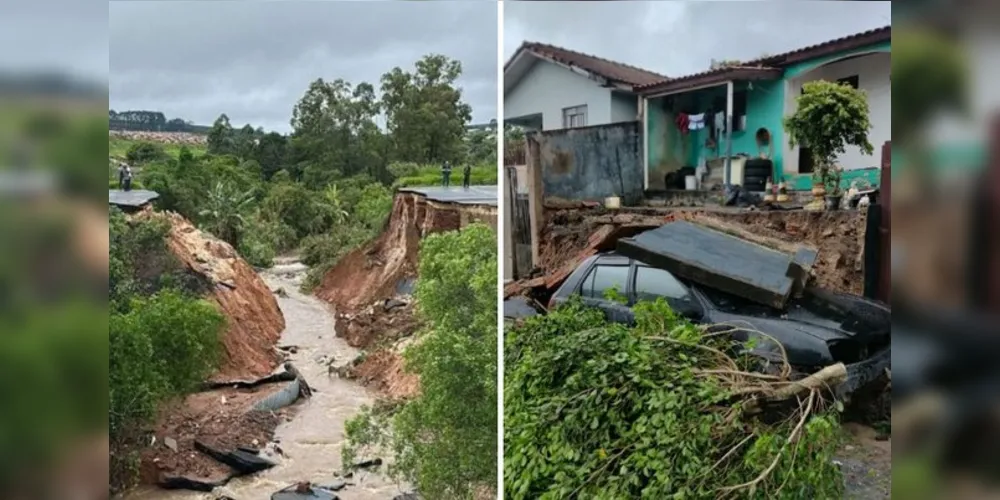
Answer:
xmin=137 ymin=210 xmax=286 ymax=380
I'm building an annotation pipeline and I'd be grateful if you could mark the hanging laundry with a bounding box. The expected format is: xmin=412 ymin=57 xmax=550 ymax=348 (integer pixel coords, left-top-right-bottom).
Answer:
xmin=688 ymin=113 xmax=706 ymax=130
xmin=675 ymin=113 xmax=690 ymax=134
xmin=715 ymin=111 xmax=726 ymax=131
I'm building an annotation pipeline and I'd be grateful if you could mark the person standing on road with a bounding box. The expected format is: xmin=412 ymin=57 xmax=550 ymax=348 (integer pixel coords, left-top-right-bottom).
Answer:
xmin=462 ymin=163 xmax=472 ymax=189
xmin=441 ymin=161 xmax=452 ymax=187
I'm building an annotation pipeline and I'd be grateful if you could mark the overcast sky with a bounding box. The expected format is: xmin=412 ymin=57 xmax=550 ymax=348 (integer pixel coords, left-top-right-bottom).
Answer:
xmin=504 ymin=1 xmax=891 ymax=77
xmin=110 ymin=1 xmax=498 ymax=133
xmin=0 ymin=0 xmax=107 ymax=84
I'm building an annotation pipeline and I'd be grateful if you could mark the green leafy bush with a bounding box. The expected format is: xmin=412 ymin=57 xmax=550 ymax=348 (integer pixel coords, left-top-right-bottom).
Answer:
xmin=504 ymin=297 xmax=844 ymax=499
xmin=108 ymin=208 xmax=226 ymax=493
xmin=125 ymin=141 xmax=169 ymax=165
xmin=343 ymin=224 xmax=498 ymax=498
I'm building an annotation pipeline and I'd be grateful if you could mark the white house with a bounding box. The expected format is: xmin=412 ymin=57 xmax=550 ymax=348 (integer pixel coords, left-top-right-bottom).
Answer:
xmin=504 ymin=42 xmax=667 ymax=131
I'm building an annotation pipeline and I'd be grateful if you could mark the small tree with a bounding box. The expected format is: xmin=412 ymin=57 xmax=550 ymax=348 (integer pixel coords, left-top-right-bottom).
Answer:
xmin=784 ymin=80 xmax=873 ymax=195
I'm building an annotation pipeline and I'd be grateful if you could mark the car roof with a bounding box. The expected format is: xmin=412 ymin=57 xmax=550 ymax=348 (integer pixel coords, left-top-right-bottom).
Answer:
xmin=594 ymin=252 xmax=630 ymax=266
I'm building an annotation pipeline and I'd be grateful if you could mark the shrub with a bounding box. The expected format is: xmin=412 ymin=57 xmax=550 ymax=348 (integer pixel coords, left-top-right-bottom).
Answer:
xmin=125 ymin=141 xmax=168 ymax=165
xmin=504 ymin=297 xmax=844 ymax=499
xmin=343 ymin=224 xmax=498 ymax=498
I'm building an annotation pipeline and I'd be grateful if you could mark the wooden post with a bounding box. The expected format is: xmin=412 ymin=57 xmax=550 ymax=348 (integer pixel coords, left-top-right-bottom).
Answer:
xmin=725 ymin=81 xmax=734 ymax=185
xmin=526 ymin=135 xmax=544 ymax=268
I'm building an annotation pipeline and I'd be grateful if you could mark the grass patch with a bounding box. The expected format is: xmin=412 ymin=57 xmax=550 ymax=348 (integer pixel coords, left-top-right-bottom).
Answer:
xmin=394 ymin=165 xmax=497 ymax=187
xmin=109 ymin=137 xmax=207 ymax=160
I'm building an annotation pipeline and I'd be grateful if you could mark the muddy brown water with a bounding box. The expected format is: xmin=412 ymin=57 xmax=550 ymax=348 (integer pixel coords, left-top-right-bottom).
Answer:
xmin=129 ymin=262 xmax=408 ymax=500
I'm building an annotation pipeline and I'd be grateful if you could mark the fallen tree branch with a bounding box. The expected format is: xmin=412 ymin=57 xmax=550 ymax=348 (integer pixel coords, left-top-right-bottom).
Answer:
xmin=745 ymin=363 xmax=846 ymax=414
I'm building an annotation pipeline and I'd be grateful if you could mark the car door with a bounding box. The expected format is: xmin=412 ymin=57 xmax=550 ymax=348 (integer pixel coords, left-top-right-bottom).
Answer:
xmin=629 ymin=263 xmax=704 ymax=321
xmin=575 ymin=261 xmax=635 ymax=324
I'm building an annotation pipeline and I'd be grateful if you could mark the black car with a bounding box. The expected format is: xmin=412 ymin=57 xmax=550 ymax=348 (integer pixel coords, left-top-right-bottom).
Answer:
xmin=544 ymin=252 xmax=891 ymax=394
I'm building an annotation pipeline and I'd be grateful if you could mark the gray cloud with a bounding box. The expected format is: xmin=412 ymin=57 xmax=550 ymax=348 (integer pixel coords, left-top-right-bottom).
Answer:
xmin=0 ymin=0 xmax=107 ymax=83
xmin=111 ymin=1 xmax=498 ymax=133
xmin=504 ymin=1 xmax=891 ymax=78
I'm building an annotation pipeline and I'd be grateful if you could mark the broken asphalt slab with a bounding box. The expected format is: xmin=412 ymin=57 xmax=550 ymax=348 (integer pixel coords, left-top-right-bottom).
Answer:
xmin=396 ymin=185 xmax=497 ymax=206
xmin=617 ymin=220 xmax=816 ymax=309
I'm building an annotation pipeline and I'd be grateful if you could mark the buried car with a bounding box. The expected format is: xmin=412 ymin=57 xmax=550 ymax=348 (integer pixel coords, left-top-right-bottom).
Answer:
xmin=541 ymin=251 xmax=890 ymax=396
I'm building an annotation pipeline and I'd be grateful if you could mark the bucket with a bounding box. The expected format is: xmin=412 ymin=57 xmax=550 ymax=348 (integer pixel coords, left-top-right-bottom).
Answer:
xmin=684 ymin=175 xmax=697 ymax=191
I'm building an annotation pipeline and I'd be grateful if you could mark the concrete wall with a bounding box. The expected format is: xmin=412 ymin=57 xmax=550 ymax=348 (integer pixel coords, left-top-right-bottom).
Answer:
xmin=534 ymin=121 xmax=644 ymax=204
xmin=505 ymin=60 xmax=615 ymax=131
xmin=611 ymin=92 xmax=639 ymax=123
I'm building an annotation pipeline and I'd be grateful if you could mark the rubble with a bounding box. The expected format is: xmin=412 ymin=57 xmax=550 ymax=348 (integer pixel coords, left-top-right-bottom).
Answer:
xmin=510 ymin=207 xmax=867 ymax=301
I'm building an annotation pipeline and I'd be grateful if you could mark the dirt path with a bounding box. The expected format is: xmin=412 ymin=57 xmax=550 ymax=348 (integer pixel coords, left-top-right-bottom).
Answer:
xmin=129 ymin=260 xmax=407 ymax=500
xmin=838 ymin=423 xmax=891 ymax=499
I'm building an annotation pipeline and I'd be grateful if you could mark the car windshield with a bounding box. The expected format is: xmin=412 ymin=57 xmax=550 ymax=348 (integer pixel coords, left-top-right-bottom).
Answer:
xmin=697 ymin=286 xmax=780 ymax=316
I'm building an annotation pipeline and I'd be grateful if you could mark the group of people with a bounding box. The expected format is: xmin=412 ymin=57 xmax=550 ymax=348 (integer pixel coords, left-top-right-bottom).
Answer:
xmin=440 ymin=161 xmax=472 ymax=188
xmin=117 ymin=162 xmax=133 ymax=191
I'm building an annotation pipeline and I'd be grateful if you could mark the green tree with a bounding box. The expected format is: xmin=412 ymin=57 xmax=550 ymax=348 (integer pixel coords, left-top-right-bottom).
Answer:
xmin=198 ymin=181 xmax=257 ymax=246
xmin=253 ymin=132 xmax=288 ymax=180
xmin=784 ymin=80 xmax=873 ymax=190
xmin=344 ymin=224 xmax=497 ymax=498
xmin=289 ymin=78 xmax=385 ymax=182
xmin=464 ymin=127 xmax=496 ymax=166
xmin=207 ymin=113 xmax=235 ymax=155
xmin=380 ymin=54 xmax=473 ymax=164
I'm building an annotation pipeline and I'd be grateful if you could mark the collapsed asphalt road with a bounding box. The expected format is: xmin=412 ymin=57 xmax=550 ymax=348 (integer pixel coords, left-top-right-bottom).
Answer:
xmin=128 ymin=260 xmax=408 ymax=500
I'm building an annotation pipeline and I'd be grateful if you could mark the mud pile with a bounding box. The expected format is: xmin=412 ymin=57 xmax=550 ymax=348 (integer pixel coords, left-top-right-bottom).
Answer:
xmin=532 ymin=207 xmax=867 ymax=297
xmin=138 ymin=211 xmax=285 ymax=380
xmin=316 ymin=192 xmax=483 ymax=400
xmin=314 ymin=192 xmax=462 ymax=313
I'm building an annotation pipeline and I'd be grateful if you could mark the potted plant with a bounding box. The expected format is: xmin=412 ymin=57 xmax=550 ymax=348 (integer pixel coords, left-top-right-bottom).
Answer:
xmin=823 ymin=166 xmax=844 ymax=210
xmin=784 ymin=80 xmax=873 ymax=209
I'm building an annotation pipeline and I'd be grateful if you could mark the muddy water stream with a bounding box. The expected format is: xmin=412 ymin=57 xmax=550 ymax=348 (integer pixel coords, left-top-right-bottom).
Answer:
xmin=130 ymin=260 xmax=407 ymax=500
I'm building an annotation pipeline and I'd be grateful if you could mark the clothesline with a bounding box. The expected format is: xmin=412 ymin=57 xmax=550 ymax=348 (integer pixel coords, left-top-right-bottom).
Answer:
xmin=675 ymin=111 xmax=727 ymax=134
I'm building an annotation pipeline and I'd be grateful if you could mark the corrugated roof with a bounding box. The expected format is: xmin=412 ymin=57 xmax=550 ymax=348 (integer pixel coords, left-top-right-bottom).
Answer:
xmin=507 ymin=41 xmax=668 ymax=88
xmin=747 ymin=25 xmax=891 ymax=67
xmin=637 ymin=66 xmax=782 ymax=95
xmin=637 ymin=26 xmax=891 ymax=93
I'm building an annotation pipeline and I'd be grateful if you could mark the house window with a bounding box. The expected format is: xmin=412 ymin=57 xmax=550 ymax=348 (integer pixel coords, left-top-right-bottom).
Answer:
xmin=836 ymin=75 xmax=860 ymax=89
xmin=562 ymin=105 xmax=588 ymax=128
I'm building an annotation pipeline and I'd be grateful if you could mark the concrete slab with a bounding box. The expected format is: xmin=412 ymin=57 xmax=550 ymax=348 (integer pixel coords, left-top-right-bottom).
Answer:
xmin=109 ymin=189 xmax=159 ymax=208
xmin=617 ymin=220 xmax=797 ymax=309
xmin=397 ymin=185 xmax=497 ymax=206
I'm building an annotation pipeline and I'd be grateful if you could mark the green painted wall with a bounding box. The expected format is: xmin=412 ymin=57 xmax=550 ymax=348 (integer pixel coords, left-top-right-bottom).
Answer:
xmin=644 ymin=39 xmax=892 ymax=191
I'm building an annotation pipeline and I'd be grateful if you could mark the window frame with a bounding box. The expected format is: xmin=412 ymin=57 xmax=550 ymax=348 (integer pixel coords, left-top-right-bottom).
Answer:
xmin=577 ymin=262 xmax=631 ymax=300
xmin=562 ymin=105 xmax=588 ymax=129
xmin=631 ymin=264 xmax=693 ymax=304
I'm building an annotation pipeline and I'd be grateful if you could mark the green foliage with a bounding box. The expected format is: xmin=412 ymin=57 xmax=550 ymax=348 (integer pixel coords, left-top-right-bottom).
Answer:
xmin=198 ymin=181 xmax=257 ymax=247
xmin=381 ymin=54 xmax=473 ymax=165
xmin=784 ymin=80 xmax=873 ymax=186
xmin=504 ymin=297 xmax=844 ymax=499
xmin=108 ymin=209 xmax=227 ymax=492
xmin=125 ymin=140 xmax=169 ymax=165
xmin=394 ymin=164 xmax=497 ymax=188
xmin=344 ymin=224 xmax=498 ymax=498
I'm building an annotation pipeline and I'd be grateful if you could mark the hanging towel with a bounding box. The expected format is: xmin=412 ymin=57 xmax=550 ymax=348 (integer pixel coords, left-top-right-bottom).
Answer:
xmin=688 ymin=113 xmax=706 ymax=130
xmin=715 ymin=111 xmax=726 ymax=131
xmin=675 ymin=113 xmax=690 ymax=134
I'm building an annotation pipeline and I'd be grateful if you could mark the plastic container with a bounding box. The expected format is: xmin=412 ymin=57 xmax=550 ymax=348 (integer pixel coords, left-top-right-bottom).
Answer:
xmin=604 ymin=196 xmax=621 ymax=209
xmin=684 ymin=175 xmax=697 ymax=191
